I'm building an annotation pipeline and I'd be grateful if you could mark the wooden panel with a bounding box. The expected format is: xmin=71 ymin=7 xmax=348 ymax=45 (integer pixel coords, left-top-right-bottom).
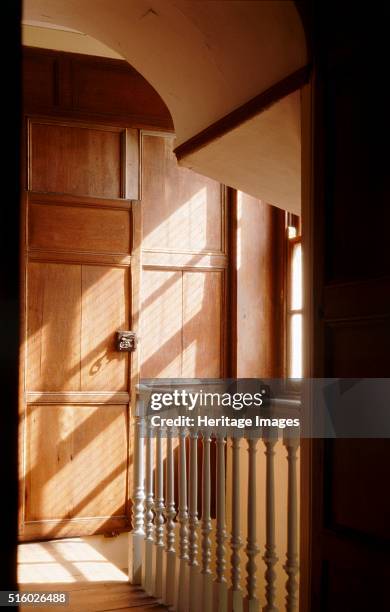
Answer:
xmin=28 ymin=191 xmax=132 ymax=210
xmin=81 ymin=266 xmax=129 ymax=391
xmin=328 ymin=439 xmax=390 ymax=540
xmin=236 ymin=193 xmax=285 ymax=377
xmin=26 ymin=392 xmax=130 ymax=405
xmin=29 ymin=203 xmax=130 ymax=254
xmin=142 ymin=250 xmax=227 ymax=270
xmin=72 ymin=58 xmax=172 ymax=124
xmin=182 ymin=271 xmax=222 ymax=377
xmin=26 ymin=262 xmax=82 ymax=391
xmin=29 ymin=122 xmax=122 ymax=197
xmin=322 ymin=560 xmax=389 ymax=612
xmin=323 ymin=278 xmax=390 ymax=321
xmin=22 ymin=52 xmax=56 ymax=109
xmin=140 ymin=269 xmax=182 ymax=378
xmin=141 ymin=134 xmax=224 ymax=253
xmin=304 ymin=4 xmax=390 ymax=609
xmin=22 ymin=46 xmax=174 ymax=130
xmin=24 ymin=404 xmax=128 ymax=523
xmin=28 ymin=249 xmax=131 ymax=267
xmin=324 ymin=318 xmax=390 ymax=377
xmin=323 ymin=66 xmax=390 ymax=284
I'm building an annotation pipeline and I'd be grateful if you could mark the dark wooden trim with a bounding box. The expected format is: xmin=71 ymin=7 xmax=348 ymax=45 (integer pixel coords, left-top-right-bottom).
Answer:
xmin=226 ymin=188 xmax=238 ymax=378
xmin=28 ymin=191 xmax=132 ymax=210
xmin=23 ymin=46 xmax=174 ymax=132
xmin=174 ymin=64 xmax=311 ymax=160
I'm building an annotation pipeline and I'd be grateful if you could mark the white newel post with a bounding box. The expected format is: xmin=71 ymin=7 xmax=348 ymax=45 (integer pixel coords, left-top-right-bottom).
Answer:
xmin=128 ymin=401 xmax=145 ymax=585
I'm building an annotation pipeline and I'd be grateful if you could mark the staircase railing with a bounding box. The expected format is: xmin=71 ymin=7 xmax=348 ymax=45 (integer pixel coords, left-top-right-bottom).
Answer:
xmin=129 ymin=382 xmax=300 ymax=612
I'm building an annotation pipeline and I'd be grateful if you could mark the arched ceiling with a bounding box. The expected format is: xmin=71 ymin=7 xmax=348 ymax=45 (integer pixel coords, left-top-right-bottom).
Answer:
xmin=23 ymin=0 xmax=308 ymax=213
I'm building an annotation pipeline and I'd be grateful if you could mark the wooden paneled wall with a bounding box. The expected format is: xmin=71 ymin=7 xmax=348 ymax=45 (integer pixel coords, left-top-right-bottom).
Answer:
xmin=23 ymin=46 xmax=174 ymax=131
xmin=19 ymin=46 xmax=175 ymax=540
xmin=20 ymin=117 xmax=137 ymax=540
xmin=140 ymin=133 xmax=227 ymax=378
xmin=235 ymin=191 xmax=285 ymax=378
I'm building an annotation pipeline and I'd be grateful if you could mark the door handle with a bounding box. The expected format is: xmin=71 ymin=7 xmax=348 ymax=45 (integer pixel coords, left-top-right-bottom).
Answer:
xmin=116 ymin=330 xmax=137 ymax=352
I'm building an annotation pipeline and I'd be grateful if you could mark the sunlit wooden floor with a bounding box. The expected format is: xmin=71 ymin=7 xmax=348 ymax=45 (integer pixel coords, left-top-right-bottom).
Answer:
xmin=18 ymin=539 xmax=167 ymax=611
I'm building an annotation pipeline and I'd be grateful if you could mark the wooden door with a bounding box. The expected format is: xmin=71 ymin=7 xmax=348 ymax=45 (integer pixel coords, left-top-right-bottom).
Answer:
xmin=19 ymin=118 xmax=140 ymax=540
xmin=302 ymin=3 xmax=390 ymax=608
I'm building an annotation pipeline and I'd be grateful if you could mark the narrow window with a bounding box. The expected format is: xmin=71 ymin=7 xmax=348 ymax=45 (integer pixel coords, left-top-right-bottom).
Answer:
xmin=286 ymin=214 xmax=302 ymax=380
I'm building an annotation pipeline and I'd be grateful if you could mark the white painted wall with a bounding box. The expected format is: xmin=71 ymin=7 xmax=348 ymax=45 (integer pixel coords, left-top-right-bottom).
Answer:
xmin=22 ymin=24 xmax=123 ymax=59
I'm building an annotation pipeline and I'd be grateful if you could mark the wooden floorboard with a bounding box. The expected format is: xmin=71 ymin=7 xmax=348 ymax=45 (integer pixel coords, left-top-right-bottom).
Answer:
xmin=18 ymin=540 xmax=167 ymax=612
xmin=19 ymin=583 xmax=167 ymax=612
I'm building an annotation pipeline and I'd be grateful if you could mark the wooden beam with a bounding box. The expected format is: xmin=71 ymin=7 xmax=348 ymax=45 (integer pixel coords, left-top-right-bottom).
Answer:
xmin=174 ymin=64 xmax=311 ymax=160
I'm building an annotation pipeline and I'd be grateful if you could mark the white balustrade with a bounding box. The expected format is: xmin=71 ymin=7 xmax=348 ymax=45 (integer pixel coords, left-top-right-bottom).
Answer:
xmin=263 ymin=434 xmax=279 ymax=612
xmin=188 ymin=431 xmax=200 ymax=612
xmin=163 ymin=429 xmax=176 ymax=606
xmin=215 ymin=434 xmax=228 ymax=610
xmin=128 ymin=410 xmax=145 ymax=585
xmin=229 ymin=437 xmax=243 ymax=612
xmin=154 ymin=431 xmax=165 ymax=599
xmin=244 ymin=438 xmax=260 ymax=612
xmin=201 ymin=433 xmax=213 ymax=612
xmin=176 ymin=429 xmax=189 ymax=612
xmin=142 ymin=430 xmax=154 ymax=594
xmin=283 ymin=435 xmax=299 ymax=612
xmin=131 ymin=388 xmax=301 ymax=612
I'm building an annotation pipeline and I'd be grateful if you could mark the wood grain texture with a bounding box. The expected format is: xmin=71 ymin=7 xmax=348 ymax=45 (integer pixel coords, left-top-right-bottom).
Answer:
xmin=21 ymin=110 xmax=137 ymax=539
xmin=26 ymin=392 xmax=130 ymax=405
xmin=28 ymin=249 xmax=131 ymax=267
xmin=140 ymin=269 xmax=182 ymax=378
xmin=29 ymin=122 xmax=123 ymax=197
xmin=140 ymin=133 xmax=227 ymax=381
xmin=81 ymin=266 xmax=129 ymax=391
xmin=22 ymin=52 xmax=57 ymax=108
xmin=236 ymin=192 xmax=285 ymax=378
xmin=19 ymin=580 xmax=167 ymax=611
xmin=24 ymin=404 xmax=128 ymax=525
xmin=26 ymin=263 xmax=130 ymax=393
xmin=182 ymin=271 xmax=222 ymax=377
xmin=28 ymin=191 xmax=132 ymax=210
xmin=141 ymin=269 xmax=223 ymax=378
xmin=141 ymin=133 xmax=224 ymax=253
xmin=29 ymin=203 xmax=130 ymax=254
xmin=142 ymin=251 xmax=227 ymax=270
xmin=26 ymin=262 xmax=82 ymax=392
xmin=23 ymin=46 xmax=174 ymax=131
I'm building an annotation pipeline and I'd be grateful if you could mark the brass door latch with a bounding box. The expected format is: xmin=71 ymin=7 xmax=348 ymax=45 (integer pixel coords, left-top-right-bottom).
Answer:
xmin=116 ymin=330 xmax=137 ymax=352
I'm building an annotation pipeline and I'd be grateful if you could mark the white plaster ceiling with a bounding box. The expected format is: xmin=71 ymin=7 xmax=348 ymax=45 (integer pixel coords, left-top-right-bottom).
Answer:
xmin=23 ymin=0 xmax=307 ymax=212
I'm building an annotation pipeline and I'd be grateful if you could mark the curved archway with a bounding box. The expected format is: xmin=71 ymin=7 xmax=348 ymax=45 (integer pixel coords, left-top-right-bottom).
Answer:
xmin=23 ymin=1 xmax=308 ymax=210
